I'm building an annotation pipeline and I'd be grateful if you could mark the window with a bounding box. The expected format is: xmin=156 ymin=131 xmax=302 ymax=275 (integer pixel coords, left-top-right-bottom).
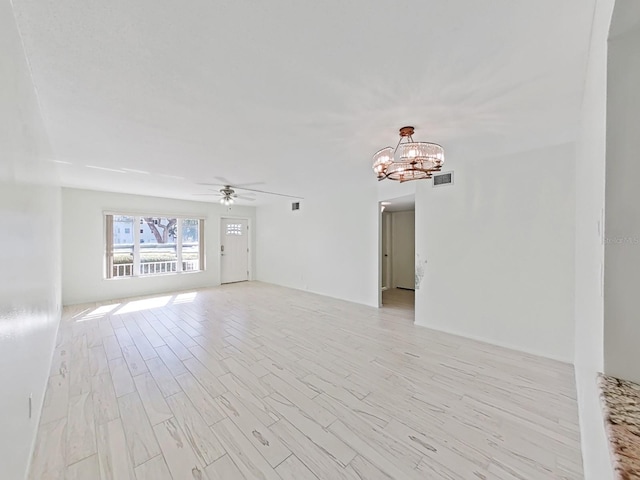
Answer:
xmin=226 ymin=223 xmax=243 ymax=236
xmin=139 ymin=217 xmax=178 ymax=275
xmin=106 ymin=214 xmax=204 ymax=278
xmin=110 ymin=215 xmax=135 ymax=277
xmin=181 ymin=219 xmax=200 ymax=272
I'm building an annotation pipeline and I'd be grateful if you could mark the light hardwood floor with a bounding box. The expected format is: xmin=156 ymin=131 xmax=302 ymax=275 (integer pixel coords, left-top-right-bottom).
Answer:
xmin=29 ymin=282 xmax=583 ymax=479
xmin=381 ymin=288 xmax=415 ymax=318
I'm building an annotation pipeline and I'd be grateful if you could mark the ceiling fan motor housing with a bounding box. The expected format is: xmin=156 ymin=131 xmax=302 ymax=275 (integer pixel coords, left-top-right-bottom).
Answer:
xmin=220 ymin=186 xmax=236 ymax=197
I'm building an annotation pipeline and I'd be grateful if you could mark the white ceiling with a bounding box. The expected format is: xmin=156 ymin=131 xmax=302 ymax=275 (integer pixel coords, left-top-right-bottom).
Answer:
xmin=12 ymin=0 xmax=596 ymax=204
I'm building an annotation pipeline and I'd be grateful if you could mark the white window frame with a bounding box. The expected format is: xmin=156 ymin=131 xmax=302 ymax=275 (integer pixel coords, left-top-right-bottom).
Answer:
xmin=105 ymin=213 xmax=205 ymax=279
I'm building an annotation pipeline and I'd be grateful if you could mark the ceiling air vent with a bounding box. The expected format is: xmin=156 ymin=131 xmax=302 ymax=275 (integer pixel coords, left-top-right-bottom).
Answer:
xmin=291 ymin=202 xmax=300 ymax=211
xmin=433 ymin=171 xmax=453 ymax=187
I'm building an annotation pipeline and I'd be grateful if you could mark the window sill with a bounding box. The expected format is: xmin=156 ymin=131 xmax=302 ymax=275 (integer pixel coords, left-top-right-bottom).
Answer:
xmin=106 ymin=270 xmax=205 ymax=280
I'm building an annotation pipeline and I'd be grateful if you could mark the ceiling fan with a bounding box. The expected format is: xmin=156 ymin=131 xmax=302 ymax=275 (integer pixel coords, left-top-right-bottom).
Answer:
xmin=193 ymin=176 xmax=303 ymax=205
xmin=192 ymin=185 xmax=256 ymax=205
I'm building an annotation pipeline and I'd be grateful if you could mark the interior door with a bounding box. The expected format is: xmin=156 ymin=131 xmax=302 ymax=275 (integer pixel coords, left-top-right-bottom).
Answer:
xmin=391 ymin=210 xmax=415 ymax=289
xmin=381 ymin=211 xmax=391 ymax=290
xmin=220 ymin=218 xmax=249 ymax=284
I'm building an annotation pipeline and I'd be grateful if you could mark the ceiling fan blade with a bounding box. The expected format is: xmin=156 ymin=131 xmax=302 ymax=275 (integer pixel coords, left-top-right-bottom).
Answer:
xmin=233 ymin=181 xmax=265 ymax=188
xmin=235 ymin=195 xmax=256 ymax=201
xmin=196 ymin=182 xmax=300 ymax=199
xmin=213 ymin=176 xmax=232 ymax=185
xmin=214 ymin=176 xmax=265 ymax=189
xmin=235 ymin=186 xmax=303 ymax=199
xmin=192 ymin=193 xmax=221 ymax=196
xmin=199 ymin=180 xmax=265 ymax=189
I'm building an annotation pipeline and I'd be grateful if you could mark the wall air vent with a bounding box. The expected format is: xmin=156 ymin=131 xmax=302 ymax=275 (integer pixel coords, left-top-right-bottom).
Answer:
xmin=433 ymin=171 xmax=454 ymax=187
xmin=292 ymin=202 xmax=300 ymax=211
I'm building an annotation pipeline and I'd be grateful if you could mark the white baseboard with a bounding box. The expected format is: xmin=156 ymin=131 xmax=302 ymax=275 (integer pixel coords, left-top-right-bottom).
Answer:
xmin=414 ymin=322 xmax=573 ymax=364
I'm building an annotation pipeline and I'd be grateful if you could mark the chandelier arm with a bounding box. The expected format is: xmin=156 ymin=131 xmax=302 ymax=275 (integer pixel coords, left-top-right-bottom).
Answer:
xmin=393 ymin=136 xmax=404 ymax=154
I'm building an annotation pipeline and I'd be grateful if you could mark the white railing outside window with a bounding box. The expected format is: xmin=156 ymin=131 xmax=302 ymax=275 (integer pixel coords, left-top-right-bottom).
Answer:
xmin=113 ymin=263 xmax=134 ymax=277
xmin=112 ymin=259 xmax=199 ymax=278
xmin=183 ymin=259 xmax=199 ymax=272
xmin=140 ymin=260 xmax=177 ymax=275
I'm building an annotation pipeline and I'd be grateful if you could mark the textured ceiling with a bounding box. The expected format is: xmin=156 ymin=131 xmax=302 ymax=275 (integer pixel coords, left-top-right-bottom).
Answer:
xmin=12 ymin=0 xmax=596 ymax=204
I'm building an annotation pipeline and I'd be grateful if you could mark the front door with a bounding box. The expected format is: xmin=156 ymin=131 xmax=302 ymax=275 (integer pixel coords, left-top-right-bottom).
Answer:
xmin=220 ymin=218 xmax=249 ymax=284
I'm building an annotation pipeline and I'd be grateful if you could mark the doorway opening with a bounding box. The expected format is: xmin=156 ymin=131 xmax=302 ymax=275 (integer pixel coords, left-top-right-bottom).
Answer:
xmin=220 ymin=217 xmax=250 ymax=284
xmin=379 ymin=195 xmax=415 ymax=318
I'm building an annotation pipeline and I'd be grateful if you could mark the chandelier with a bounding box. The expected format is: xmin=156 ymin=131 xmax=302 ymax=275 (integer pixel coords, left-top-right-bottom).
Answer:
xmin=372 ymin=126 xmax=444 ymax=182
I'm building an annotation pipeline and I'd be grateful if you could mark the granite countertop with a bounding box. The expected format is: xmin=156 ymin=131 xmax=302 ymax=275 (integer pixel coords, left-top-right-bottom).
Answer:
xmin=599 ymin=374 xmax=640 ymax=479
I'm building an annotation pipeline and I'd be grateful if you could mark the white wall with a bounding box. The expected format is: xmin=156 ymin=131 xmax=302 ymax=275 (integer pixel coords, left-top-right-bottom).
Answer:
xmin=256 ymin=186 xmax=379 ymax=307
xmin=414 ymin=143 xmax=576 ymax=362
xmin=391 ymin=210 xmax=415 ymax=289
xmin=256 ymin=143 xmax=576 ymax=363
xmin=62 ymin=188 xmax=255 ymax=305
xmin=604 ymin=8 xmax=640 ymax=383
xmin=0 ymin=3 xmax=62 ymax=479
xmin=573 ymin=1 xmax=615 ymax=478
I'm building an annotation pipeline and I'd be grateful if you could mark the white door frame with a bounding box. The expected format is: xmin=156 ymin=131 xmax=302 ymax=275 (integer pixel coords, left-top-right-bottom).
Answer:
xmin=378 ymin=202 xmax=384 ymax=307
xmin=381 ymin=211 xmax=392 ymax=291
xmin=377 ymin=197 xmax=416 ymax=314
xmin=219 ymin=216 xmax=252 ymax=284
